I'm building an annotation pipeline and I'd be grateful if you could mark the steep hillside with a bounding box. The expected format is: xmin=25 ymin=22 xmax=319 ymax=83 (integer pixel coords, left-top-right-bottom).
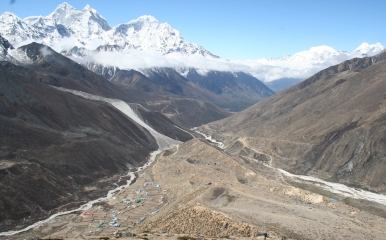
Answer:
xmin=202 ymin=51 xmax=386 ymax=193
xmin=110 ymin=67 xmax=274 ymax=113
xmin=109 ymin=68 xmax=233 ymax=128
xmin=2 ymin=41 xmax=192 ymax=138
xmin=108 ymin=67 xmax=274 ymax=128
xmin=13 ymin=42 xmax=132 ymax=101
xmin=0 ymin=62 xmax=156 ymax=231
xmin=18 ymin=42 xmax=269 ymax=128
xmin=0 ymin=42 xmax=192 ymax=231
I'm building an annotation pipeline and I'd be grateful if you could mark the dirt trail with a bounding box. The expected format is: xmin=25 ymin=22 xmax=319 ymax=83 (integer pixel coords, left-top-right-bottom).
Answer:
xmin=135 ymin=139 xmax=386 ymax=239
xmin=8 ymin=138 xmax=386 ymax=239
xmin=4 ymin=96 xmax=386 ymax=239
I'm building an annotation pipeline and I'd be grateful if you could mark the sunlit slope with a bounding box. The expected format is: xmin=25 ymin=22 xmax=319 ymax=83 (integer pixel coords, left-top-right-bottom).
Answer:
xmin=203 ymin=51 xmax=386 ymax=193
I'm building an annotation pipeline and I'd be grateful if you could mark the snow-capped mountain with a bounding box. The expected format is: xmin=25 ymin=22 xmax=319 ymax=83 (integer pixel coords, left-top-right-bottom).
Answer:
xmin=105 ymin=15 xmax=216 ymax=56
xmin=267 ymin=46 xmax=346 ymax=62
xmin=252 ymin=43 xmax=385 ymax=82
xmin=0 ymin=12 xmax=39 ymax=45
xmin=354 ymin=42 xmax=384 ymax=56
xmin=0 ymin=2 xmax=216 ymax=58
xmin=259 ymin=43 xmax=384 ymax=64
xmin=47 ymin=3 xmax=111 ymax=31
xmin=0 ymin=2 xmax=384 ymax=86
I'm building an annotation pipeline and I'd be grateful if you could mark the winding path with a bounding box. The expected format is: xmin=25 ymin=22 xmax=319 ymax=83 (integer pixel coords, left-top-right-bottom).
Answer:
xmin=194 ymin=129 xmax=386 ymax=207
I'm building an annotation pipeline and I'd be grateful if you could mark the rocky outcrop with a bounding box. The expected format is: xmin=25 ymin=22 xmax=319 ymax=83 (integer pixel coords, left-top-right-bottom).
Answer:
xmin=140 ymin=205 xmax=258 ymax=237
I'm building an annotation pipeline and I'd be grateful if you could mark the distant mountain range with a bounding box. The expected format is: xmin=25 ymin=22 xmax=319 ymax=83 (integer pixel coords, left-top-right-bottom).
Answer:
xmin=0 ymin=2 xmax=216 ymax=57
xmin=0 ymin=3 xmax=275 ymax=119
xmin=253 ymin=43 xmax=385 ymax=86
xmin=0 ymin=2 xmax=384 ymax=88
xmin=0 ymin=34 xmax=274 ymax=130
xmin=262 ymin=43 xmax=384 ymax=63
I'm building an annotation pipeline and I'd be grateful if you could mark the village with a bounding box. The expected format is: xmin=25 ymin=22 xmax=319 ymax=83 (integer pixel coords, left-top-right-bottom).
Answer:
xmin=45 ymin=180 xmax=166 ymax=239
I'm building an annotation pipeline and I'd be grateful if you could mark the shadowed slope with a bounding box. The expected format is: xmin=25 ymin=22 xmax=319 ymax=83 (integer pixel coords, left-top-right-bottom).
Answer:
xmin=0 ymin=61 xmax=160 ymax=231
xmin=16 ymin=42 xmax=133 ymax=101
xmin=0 ymin=56 xmax=191 ymax=231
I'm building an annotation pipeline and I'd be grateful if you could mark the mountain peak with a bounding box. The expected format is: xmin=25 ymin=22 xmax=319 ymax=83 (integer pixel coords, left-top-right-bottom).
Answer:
xmin=46 ymin=2 xmax=111 ymax=32
xmin=47 ymin=2 xmax=80 ymax=25
xmin=52 ymin=2 xmax=77 ymax=13
xmin=81 ymin=4 xmax=106 ymax=20
xmin=83 ymin=4 xmax=97 ymax=13
xmin=0 ymin=3 xmax=216 ymax=58
xmin=79 ymin=4 xmax=111 ymax=31
xmin=135 ymin=15 xmax=159 ymax=23
xmin=356 ymin=42 xmax=370 ymax=48
xmin=1 ymin=11 xmax=19 ymax=19
xmin=354 ymin=42 xmax=385 ymax=56
xmin=354 ymin=42 xmax=384 ymax=49
xmin=60 ymin=2 xmax=70 ymax=6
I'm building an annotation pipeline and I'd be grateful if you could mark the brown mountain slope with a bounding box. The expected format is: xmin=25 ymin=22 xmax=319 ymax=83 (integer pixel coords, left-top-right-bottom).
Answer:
xmin=0 ymin=61 xmax=191 ymax=232
xmin=11 ymin=42 xmax=192 ymax=141
xmin=17 ymin=42 xmax=133 ymax=101
xmin=202 ymin=53 xmax=386 ymax=193
xmin=111 ymin=68 xmax=233 ymax=128
xmin=91 ymin=62 xmax=275 ymax=128
xmin=0 ymin=41 xmax=194 ymax=232
xmin=0 ymin=61 xmax=158 ymax=231
xmin=113 ymin=90 xmax=233 ymax=129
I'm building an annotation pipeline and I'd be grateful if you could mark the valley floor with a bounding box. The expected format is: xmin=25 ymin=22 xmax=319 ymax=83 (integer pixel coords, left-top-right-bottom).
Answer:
xmin=4 ymin=138 xmax=386 ymax=239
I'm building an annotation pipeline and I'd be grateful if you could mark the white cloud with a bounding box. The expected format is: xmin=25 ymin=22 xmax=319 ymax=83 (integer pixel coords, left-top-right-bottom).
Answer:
xmin=75 ymin=49 xmax=259 ymax=75
xmin=7 ymin=36 xmax=385 ymax=82
xmin=13 ymin=39 xmax=35 ymax=48
xmin=40 ymin=46 xmax=53 ymax=57
xmin=75 ymin=49 xmax=346 ymax=82
xmin=85 ymin=38 xmax=103 ymax=50
xmin=50 ymin=36 xmax=77 ymax=52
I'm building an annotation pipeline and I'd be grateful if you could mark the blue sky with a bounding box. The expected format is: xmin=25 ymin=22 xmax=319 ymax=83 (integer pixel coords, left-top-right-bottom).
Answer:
xmin=2 ymin=0 xmax=385 ymax=60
